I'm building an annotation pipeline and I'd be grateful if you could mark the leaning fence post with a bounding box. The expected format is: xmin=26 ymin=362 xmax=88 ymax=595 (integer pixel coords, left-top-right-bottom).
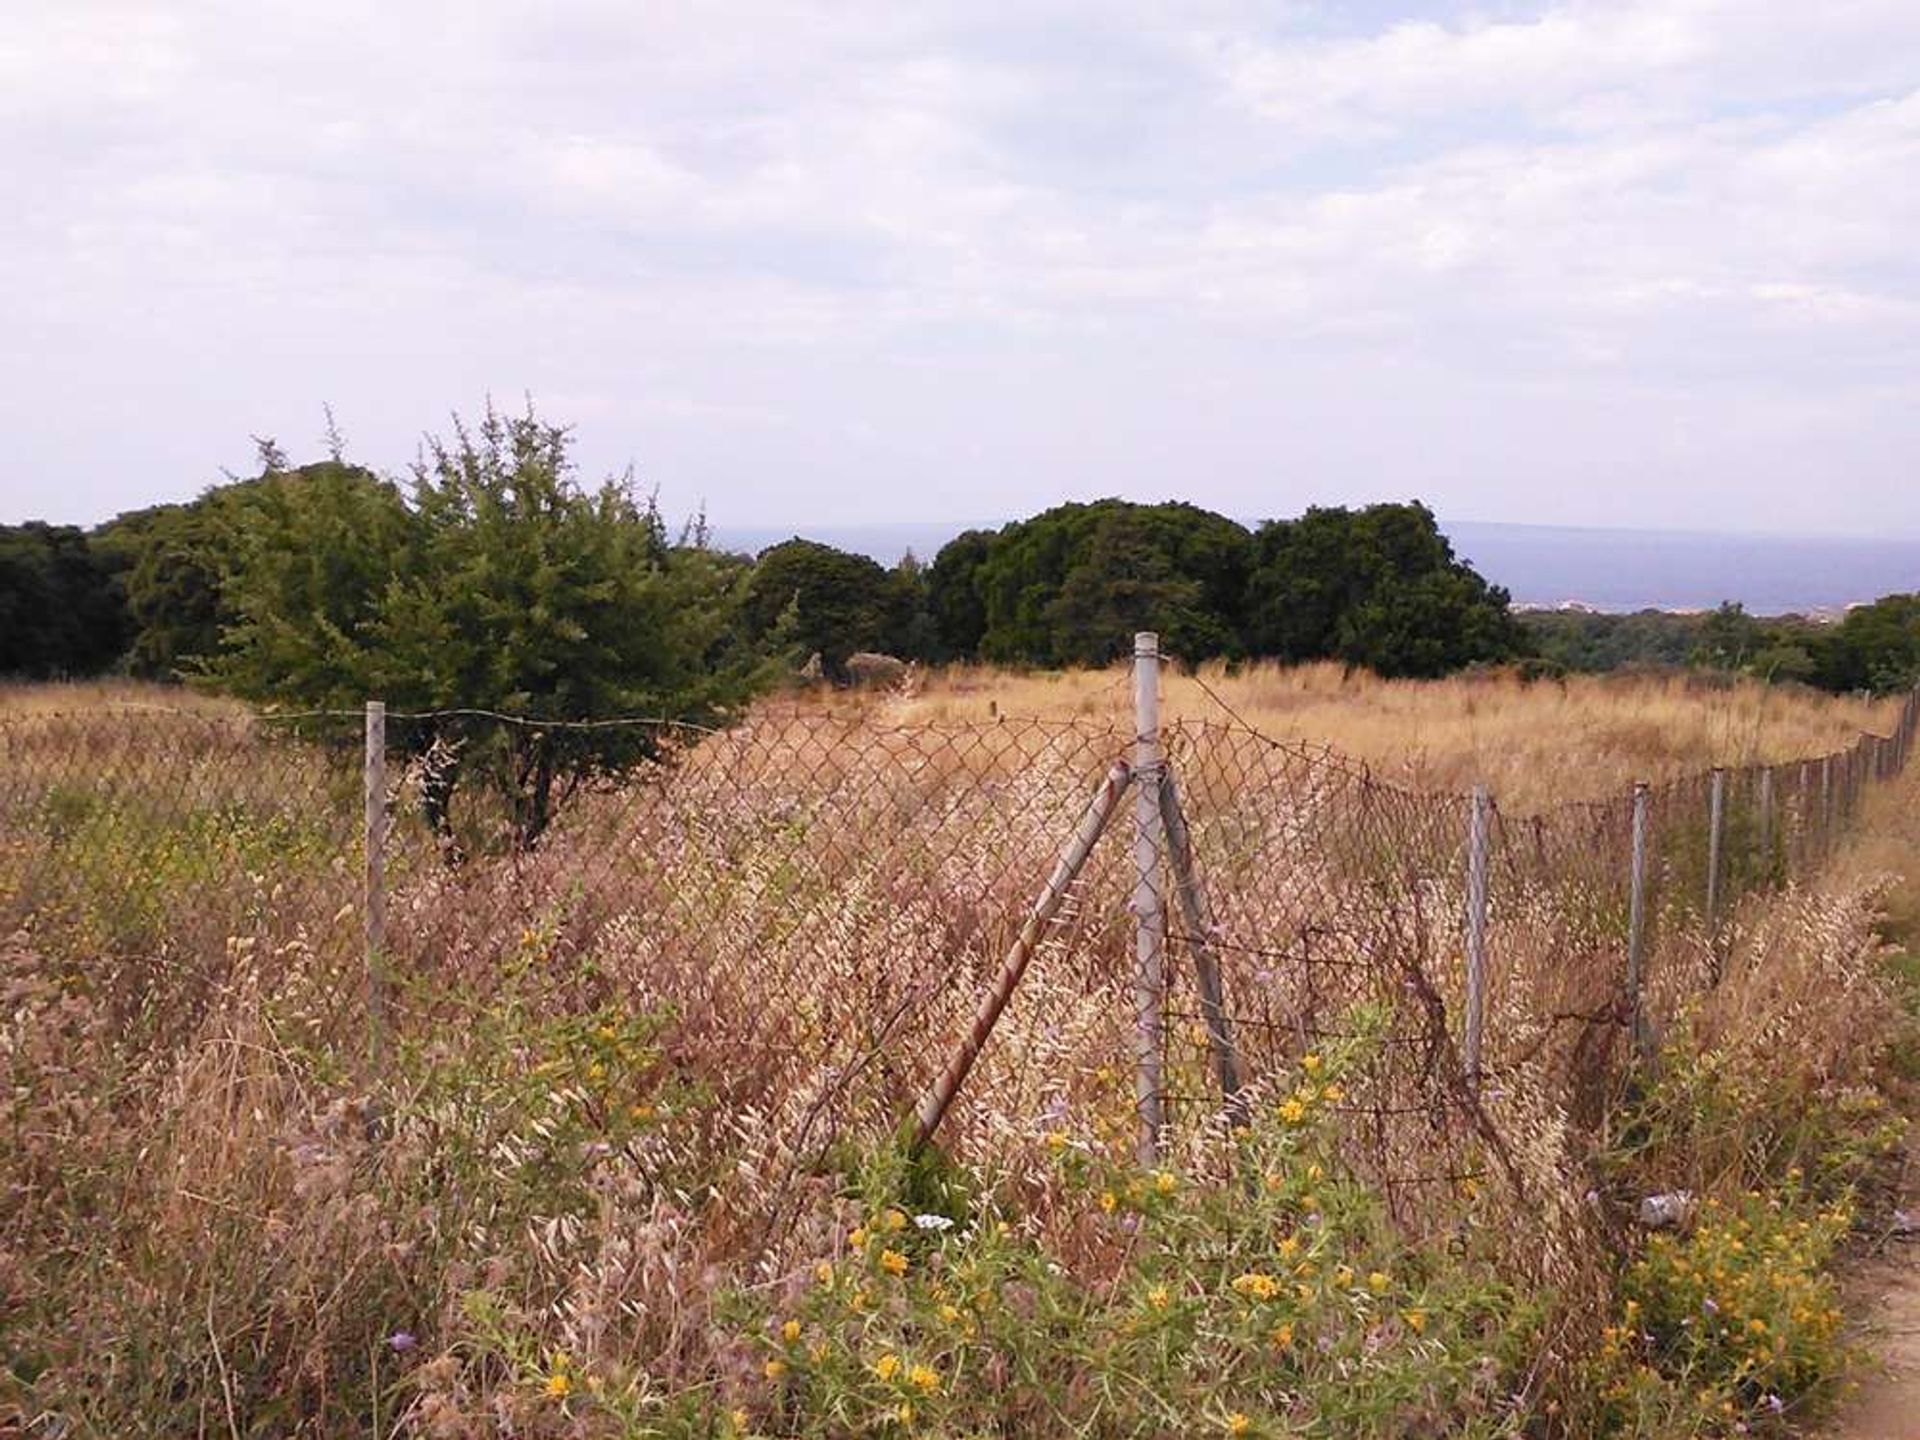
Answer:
xmin=364 ymin=700 xmax=389 ymax=1086
xmin=1705 ymin=767 xmax=1726 ymax=945
xmin=911 ymin=759 xmax=1133 ymax=1151
xmin=1627 ymin=783 xmax=1652 ymax=1064
xmin=1132 ymin=632 xmax=1167 ymax=1165
xmin=1158 ymin=772 xmax=1247 ymax=1126
xmin=1463 ymin=785 xmax=1491 ymax=1089
xmin=1820 ymin=755 xmax=1834 ymax=858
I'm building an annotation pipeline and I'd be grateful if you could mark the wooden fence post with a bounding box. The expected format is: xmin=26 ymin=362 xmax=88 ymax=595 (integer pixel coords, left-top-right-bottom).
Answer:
xmin=1706 ymin=767 xmax=1726 ymax=945
xmin=1132 ymin=632 xmax=1167 ymax=1165
xmin=1756 ymin=766 xmax=1774 ymax=888
xmin=1627 ymin=782 xmax=1652 ymax=1064
xmin=1158 ymin=772 xmax=1247 ymax=1127
xmin=911 ymin=759 xmax=1133 ymax=1151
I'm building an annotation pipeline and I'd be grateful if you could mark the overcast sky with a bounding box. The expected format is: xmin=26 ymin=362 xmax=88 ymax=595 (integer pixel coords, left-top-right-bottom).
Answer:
xmin=4 ymin=1 xmax=1919 ymax=535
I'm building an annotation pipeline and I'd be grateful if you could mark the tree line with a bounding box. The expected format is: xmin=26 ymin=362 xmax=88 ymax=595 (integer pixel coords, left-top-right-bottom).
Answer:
xmin=7 ymin=404 xmax=1918 ymax=708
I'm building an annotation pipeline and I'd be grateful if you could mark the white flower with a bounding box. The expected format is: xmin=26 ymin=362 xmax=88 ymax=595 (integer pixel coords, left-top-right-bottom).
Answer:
xmin=913 ymin=1213 xmax=955 ymax=1232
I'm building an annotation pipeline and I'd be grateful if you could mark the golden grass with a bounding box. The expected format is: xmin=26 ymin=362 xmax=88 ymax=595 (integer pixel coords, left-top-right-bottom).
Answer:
xmin=847 ymin=661 xmax=1905 ymax=812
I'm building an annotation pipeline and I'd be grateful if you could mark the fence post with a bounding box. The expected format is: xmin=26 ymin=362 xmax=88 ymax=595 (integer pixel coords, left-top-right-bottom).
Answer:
xmin=1706 ymin=767 xmax=1726 ymax=944
xmin=1158 ymin=773 xmax=1247 ymax=1126
xmin=1820 ymin=755 xmax=1833 ymax=858
xmin=1132 ymin=632 xmax=1167 ymax=1165
xmin=1463 ymin=785 xmax=1491 ymax=1089
xmin=912 ymin=759 xmax=1133 ymax=1151
xmin=1756 ymin=767 xmax=1774 ymax=888
xmin=364 ymin=700 xmax=389 ymax=1087
xmin=1627 ymin=782 xmax=1651 ymax=1064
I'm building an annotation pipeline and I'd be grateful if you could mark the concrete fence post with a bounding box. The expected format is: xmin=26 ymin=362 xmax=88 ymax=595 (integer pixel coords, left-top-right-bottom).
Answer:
xmin=1132 ymin=632 xmax=1167 ymax=1165
xmin=1627 ymin=782 xmax=1651 ymax=1064
xmin=364 ymin=700 xmax=389 ymax=1086
xmin=1706 ymin=767 xmax=1726 ymax=943
xmin=1463 ymin=784 xmax=1491 ymax=1089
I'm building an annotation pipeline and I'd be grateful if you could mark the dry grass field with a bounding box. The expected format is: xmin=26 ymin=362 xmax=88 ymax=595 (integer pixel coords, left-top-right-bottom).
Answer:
xmin=2 ymin=668 xmax=1916 ymax=1438
xmin=854 ymin=661 xmax=1904 ymax=812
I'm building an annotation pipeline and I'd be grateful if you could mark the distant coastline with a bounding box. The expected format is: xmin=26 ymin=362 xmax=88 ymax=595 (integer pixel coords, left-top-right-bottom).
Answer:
xmin=711 ymin=518 xmax=1920 ymax=617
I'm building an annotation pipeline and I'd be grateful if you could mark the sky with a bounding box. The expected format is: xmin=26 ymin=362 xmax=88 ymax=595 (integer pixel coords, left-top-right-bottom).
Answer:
xmin=4 ymin=1 xmax=1919 ymax=536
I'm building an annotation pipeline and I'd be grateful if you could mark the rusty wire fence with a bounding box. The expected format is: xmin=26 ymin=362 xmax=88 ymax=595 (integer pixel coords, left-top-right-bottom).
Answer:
xmin=3 ymin=646 xmax=1918 ymax=1245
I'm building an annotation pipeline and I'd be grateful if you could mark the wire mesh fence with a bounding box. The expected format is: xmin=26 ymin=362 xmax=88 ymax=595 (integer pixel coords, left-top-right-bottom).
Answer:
xmin=4 ymin=650 xmax=1917 ymax=1251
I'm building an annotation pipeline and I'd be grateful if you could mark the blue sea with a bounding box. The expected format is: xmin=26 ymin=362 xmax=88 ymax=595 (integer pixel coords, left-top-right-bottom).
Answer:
xmin=712 ymin=519 xmax=1920 ymax=617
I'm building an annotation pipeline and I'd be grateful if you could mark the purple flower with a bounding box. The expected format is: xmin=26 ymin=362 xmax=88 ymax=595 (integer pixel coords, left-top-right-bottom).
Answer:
xmin=1765 ymin=1394 xmax=1785 ymax=1416
xmin=388 ymin=1331 xmax=418 ymax=1353
xmin=1702 ymin=1297 xmax=1719 ymax=1314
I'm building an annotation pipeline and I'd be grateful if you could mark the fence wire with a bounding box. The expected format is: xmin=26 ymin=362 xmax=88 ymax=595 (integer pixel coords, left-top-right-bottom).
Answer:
xmin=3 ymin=680 xmax=1917 ymax=1249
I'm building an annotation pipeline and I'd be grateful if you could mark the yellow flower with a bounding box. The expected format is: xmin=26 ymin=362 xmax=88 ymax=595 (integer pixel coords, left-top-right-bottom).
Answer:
xmin=1277 ymin=1233 xmax=1301 ymax=1258
xmin=1367 ymin=1271 xmax=1390 ymax=1294
xmin=874 ymin=1353 xmax=901 ymax=1382
xmin=781 ymin=1318 xmax=802 ymax=1343
xmin=1226 ymin=1413 xmax=1251 ymax=1436
xmin=1154 ymin=1170 xmax=1178 ymax=1195
xmin=764 ymin=1358 xmax=787 ymax=1380
xmin=883 ymin=1208 xmax=908 ymax=1232
xmin=1231 ymin=1271 xmax=1280 ymax=1301
xmin=849 ymin=1226 xmax=870 ymax=1251
xmin=939 ymin=1302 xmax=962 ymax=1323
xmin=730 ymin=1408 xmax=750 ymax=1432
xmin=894 ymin=1402 xmax=915 ymax=1425
xmin=1306 ymin=1163 xmax=1324 ymax=1182
xmin=1320 ymin=1084 xmax=1345 ymax=1103
xmin=815 ymin=1261 xmax=835 ymax=1286
xmin=1278 ymin=1098 xmax=1307 ymax=1125
xmin=545 ymin=1372 xmax=573 ymax=1399
xmin=908 ymin=1363 xmax=941 ymax=1394
xmin=1045 ymin=1131 xmax=1068 ymax=1151
xmin=881 ymin=1248 xmax=909 ymax=1276
xmin=1146 ymin=1284 xmax=1170 ymax=1309
xmin=1270 ymin=1321 xmax=1294 ymax=1348
xmin=1335 ymin=1265 xmax=1354 ymax=1289
xmin=1302 ymin=1053 xmax=1323 ymax=1075
xmin=1099 ymin=1190 xmax=1118 ymax=1213
xmin=1403 ymin=1308 xmax=1427 ymax=1334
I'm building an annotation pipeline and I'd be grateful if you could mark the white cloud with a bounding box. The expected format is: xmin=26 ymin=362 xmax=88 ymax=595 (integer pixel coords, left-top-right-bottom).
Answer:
xmin=1 ymin=0 xmax=1918 ymax=535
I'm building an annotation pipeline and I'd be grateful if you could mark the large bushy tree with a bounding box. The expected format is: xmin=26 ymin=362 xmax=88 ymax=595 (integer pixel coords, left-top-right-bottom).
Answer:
xmin=742 ymin=537 xmax=918 ymax=674
xmin=0 ymin=523 xmax=128 ymax=677
xmin=1814 ymin=593 xmax=1920 ymax=694
xmin=1243 ymin=502 xmax=1525 ymax=677
xmin=207 ymin=404 xmax=763 ymax=844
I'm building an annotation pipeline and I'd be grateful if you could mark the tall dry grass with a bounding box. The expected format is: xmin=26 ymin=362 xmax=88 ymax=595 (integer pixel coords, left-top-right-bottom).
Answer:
xmin=1 ymin=671 xmax=1915 ymax=1435
xmin=869 ymin=662 xmax=1903 ymax=812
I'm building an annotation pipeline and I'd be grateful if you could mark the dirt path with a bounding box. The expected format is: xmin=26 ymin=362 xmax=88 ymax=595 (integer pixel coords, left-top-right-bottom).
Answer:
xmin=1825 ymin=1144 xmax=1920 ymax=1440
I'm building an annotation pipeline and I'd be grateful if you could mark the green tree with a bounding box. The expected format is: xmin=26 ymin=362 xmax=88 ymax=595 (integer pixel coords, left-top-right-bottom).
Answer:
xmin=925 ymin=529 xmax=993 ymax=659
xmin=743 ymin=537 xmax=911 ymax=675
xmin=1814 ymin=593 xmax=1920 ymax=694
xmin=208 ymin=403 xmax=763 ymax=845
xmin=0 ymin=523 xmax=128 ymax=677
xmin=1243 ymin=502 xmax=1525 ymax=678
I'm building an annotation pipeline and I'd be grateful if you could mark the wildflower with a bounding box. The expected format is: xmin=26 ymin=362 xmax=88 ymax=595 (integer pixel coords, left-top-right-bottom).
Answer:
xmin=1154 ymin=1170 xmax=1178 ymax=1195
xmin=387 ymin=1330 xmax=418 ymax=1353
xmin=1099 ymin=1190 xmax=1118 ymax=1213
xmin=895 ymin=1402 xmax=915 ymax=1425
xmin=1270 ymin=1322 xmax=1294 ymax=1348
xmin=764 ymin=1358 xmax=787 ymax=1380
xmin=1146 ymin=1284 xmax=1170 ymax=1309
xmin=849 ymin=1226 xmax=870 ymax=1251
xmin=1320 ymin=1084 xmax=1345 ymax=1103
xmin=1277 ymin=1234 xmax=1301 ymax=1258
xmin=782 ymin=1318 xmax=802 ymax=1343
xmin=1226 ymin=1413 xmax=1251 ymax=1436
xmin=1278 ymin=1098 xmax=1307 ymax=1125
xmin=874 ymin=1353 xmax=901 ymax=1382
xmin=1306 ymin=1163 xmax=1324 ymax=1182
xmin=1045 ymin=1132 xmax=1068 ymax=1152
xmin=545 ymin=1372 xmax=573 ymax=1399
xmin=908 ymin=1363 xmax=941 ymax=1394
xmin=883 ymin=1208 xmax=908 ymax=1232
xmin=1335 ymin=1265 xmax=1354 ymax=1288
xmin=730 ymin=1408 xmax=750 ymax=1432
xmin=1231 ymin=1271 xmax=1281 ymax=1301
xmin=1367 ymin=1271 xmax=1390 ymax=1294
xmin=913 ymin=1213 xmax=954 ymax=1232
xmin=881 ymin=1248 xmax=909 ymax=1276
xmin=815 ymin=1261 xmax=835 ymax=1286
xmin=1302 ymin=1053 xmax=1323 ymax=1075
xmin=939 ymin=1302 xmax=963 ymax=1323
xmin=1403 ymin=1309 xmax=1427 ymax=1334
